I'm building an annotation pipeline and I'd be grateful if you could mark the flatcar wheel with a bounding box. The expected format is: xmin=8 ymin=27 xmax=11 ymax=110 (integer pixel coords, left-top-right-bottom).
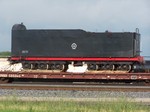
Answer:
xmin=88 ymin=64 xmax=98 ymax=71
xmin=116 ymin=64 xmax=122 ymax=70
xmin=22 ymin=63 xmax=31 ymax=69
xmin=55 ymin=64 xmax=65 ymax=71
xmin=30 ymin=64 xmax=35 ymax=70
xmin=38 ymin=63 xmax=47 ymax=70
xmin=49 ymin=64 xmax=55 ymax=70
xmin=98 ymin=64 xmax=105 ymax=70
xmin=121 ymin=64 xmax=132 ymax=71
xmin=100 ymin=64 xmax=105 ymax=70
xmin=105 ymin=64 xmax=115 ymax=71
xmin=0 ymin=78 xmax=10 ymax=83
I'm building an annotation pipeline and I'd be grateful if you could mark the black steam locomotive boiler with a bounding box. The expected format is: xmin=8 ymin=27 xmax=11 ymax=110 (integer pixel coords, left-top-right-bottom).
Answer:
xmin=10 ymin=23 xmax=144 ymax=72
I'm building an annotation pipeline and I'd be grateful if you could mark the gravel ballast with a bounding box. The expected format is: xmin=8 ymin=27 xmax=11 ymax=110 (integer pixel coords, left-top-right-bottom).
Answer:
xmin=0 ymin=89 xmax=149 ymax=99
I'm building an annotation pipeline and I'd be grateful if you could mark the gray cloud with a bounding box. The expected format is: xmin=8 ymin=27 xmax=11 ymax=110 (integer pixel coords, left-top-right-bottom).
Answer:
xmin=0 ymin=0 xmax=150 ymax=55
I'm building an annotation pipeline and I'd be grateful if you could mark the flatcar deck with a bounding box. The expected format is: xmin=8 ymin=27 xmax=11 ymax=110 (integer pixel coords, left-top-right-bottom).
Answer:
xmin=0 ymin=71 xmax=150 ymax=80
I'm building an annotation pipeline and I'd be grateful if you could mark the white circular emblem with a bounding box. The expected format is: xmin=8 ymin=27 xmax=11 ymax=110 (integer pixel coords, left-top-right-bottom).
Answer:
xmin=71 ymin=43 xmax=77 ymax=50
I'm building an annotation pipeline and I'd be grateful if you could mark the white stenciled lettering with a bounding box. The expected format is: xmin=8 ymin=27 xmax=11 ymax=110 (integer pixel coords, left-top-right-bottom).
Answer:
xmin=22 ymin=50 xmax=29 ymax=54
xmin=8 ymin=74 xmax=21 ymax=78
xmin=0 ymin=74 xmax=8 ymax=77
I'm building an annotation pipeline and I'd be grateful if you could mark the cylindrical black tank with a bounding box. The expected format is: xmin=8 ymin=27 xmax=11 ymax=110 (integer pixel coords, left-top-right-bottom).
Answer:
xmin=11 ymin=24 xmax=140 ymax=58
xmin=12 ymin=23 xmax=26 ymax=30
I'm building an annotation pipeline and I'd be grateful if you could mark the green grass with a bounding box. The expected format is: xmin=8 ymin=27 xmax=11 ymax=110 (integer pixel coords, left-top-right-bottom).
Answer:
xmin=0 ymin=51 xmax=11 ymax=57
xmin=0 ymin=97 xmax=149 ymax=112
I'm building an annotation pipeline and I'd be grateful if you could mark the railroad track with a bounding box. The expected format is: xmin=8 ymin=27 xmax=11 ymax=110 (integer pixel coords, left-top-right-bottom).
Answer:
xmin=0 ymin=83 xmax=150 ymax=92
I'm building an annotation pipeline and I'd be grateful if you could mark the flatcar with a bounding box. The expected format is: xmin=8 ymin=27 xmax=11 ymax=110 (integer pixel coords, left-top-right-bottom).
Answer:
xmin=10 ymin=23 xmax=144 ymax=73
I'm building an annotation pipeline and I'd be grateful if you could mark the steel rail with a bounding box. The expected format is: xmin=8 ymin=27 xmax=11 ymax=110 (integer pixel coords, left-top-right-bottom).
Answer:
xmin=0 ymin=83 xmax=150 ymax=92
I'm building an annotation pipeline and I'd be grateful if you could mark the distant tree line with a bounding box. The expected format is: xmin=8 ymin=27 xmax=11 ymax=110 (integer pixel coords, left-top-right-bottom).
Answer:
xmin=0 ymin=51 xmax=11 ymax=57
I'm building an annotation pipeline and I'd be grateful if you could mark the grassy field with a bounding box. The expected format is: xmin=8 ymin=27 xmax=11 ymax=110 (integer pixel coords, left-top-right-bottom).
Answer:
xmin=0 ymin=51 xmax=11 ymax=57
xmin=0 ymin=98 xmax=149 ymax=112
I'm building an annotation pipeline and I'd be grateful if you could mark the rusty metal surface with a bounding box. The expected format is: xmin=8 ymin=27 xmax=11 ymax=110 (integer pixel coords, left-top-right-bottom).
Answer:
xmin=0 ymin=71 xmax=150 ymax=80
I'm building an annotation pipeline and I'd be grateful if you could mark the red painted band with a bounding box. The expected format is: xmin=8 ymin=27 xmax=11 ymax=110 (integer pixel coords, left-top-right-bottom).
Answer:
xmin=11 ymin=56 xmax=144 ymax=62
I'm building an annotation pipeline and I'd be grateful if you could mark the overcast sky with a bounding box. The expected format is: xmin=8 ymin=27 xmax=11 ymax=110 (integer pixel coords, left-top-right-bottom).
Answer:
xmin=0 ymin=0 xmax=150 ymax=56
